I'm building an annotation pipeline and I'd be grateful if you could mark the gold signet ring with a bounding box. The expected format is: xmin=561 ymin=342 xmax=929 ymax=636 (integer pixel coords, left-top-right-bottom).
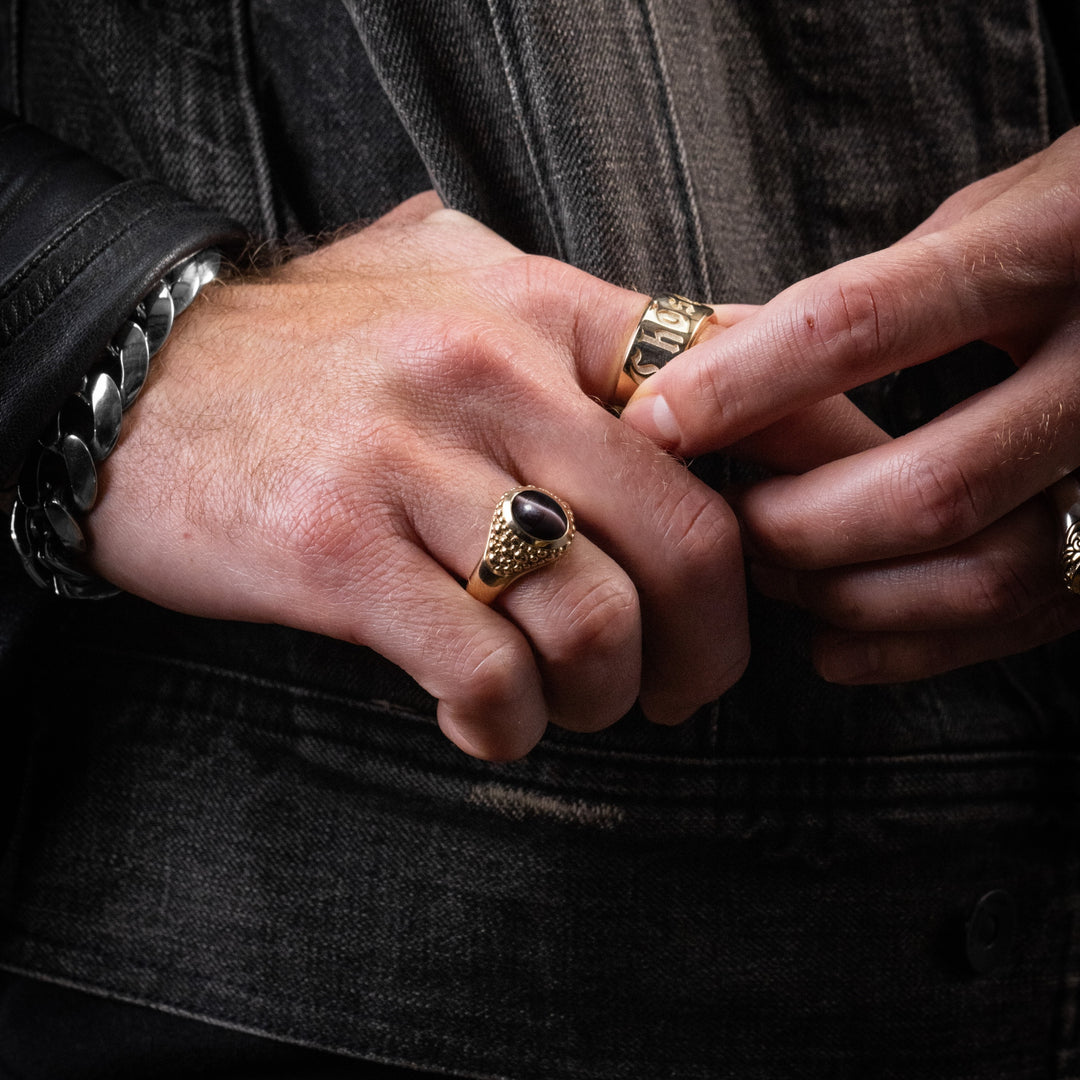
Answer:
xmin=466 ymin=487 xmax=575 ymax=604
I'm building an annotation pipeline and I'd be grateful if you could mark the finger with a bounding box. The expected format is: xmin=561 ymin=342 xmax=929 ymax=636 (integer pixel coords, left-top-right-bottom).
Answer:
xmin=616 ymin=302 xmax=890 ymax=471
xmin=730 ymin=395 xmax=889 ymax=474
xmin=398 ymin=571 xmax=548 ymax=760
xmin=497 ymin=537 xmax=643 ymax=732
xmin=187 ymin=526 xmax=552 ymax=762
xmin=811 ymin=592 xmax=1080 ymax=684
xmin=620 ymin=140 xmax=1080 ymax=455
xmin=750 ymin=499 xmax=1060 ymax=631
xmin=698 ymin=309 xmax=893 ymax=472
xmin=400 ymin=283 xmax=752 ymax=726
xmin=407 ymin=457 xmax=644 ymax=735
xmin=897 ymin=153 xmax=1044 ymax=242
xmin=507 ymin=395 xmax=751 ymax=725
xmin=709 ymin=303 xmax=761 ymax=327
xmin=731 ymin=329 xmax=1080 ymax=569
xmin=276 ymin=532 xmax=551 ymax=761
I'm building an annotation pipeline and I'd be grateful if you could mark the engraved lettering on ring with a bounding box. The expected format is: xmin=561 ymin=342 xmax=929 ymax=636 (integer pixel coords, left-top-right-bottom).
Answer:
xmin=655 ymin=308 xmax=692 ymax=332
xmin=639 ymin=325 xmax=687 ymax=354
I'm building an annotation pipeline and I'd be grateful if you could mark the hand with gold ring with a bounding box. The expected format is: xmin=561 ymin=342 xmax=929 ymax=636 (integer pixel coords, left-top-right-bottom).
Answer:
xmin=84 ymin=191 xmax=887 ymax=760
xmin=614 ymin=294 xmax=890 ymax=473
xmin=623 ymin=126 xmax=1080 ymax=681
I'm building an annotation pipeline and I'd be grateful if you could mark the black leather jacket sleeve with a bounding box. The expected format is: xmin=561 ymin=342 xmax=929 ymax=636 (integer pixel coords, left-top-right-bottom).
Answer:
xmin=0 ymin=109 xmax=247 ymax=485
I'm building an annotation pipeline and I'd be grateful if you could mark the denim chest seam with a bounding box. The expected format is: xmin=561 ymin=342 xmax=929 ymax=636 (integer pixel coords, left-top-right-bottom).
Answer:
xmin=227 ymin=0 xmax=279 ymax=237
xmin=484 ymin=0 xmax=567 ymax=261
xmin=636 ymin=0 xmax=712 ymax=299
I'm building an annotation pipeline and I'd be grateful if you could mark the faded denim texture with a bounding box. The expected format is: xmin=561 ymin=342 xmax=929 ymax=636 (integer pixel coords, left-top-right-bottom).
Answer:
xmin=2 ymin=1 xmax=1080 ymax=1076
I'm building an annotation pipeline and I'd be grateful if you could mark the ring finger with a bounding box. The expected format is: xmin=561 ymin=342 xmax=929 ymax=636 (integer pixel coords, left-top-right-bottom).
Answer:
xmin=411 ymin=455 xmax=645 ymax=735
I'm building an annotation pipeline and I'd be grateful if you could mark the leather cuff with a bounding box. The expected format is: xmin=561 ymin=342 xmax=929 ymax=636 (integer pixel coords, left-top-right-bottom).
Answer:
xmin=0 ymin=111 xmax=248 ymax=483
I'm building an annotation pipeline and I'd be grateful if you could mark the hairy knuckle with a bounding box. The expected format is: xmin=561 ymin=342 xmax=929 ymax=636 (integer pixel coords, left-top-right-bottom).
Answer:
xmin=888 ymin=451 xmax=982 ymax=545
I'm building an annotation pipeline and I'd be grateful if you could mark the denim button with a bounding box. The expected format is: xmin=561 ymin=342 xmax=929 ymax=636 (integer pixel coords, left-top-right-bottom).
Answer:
xmin=965 ymin=889 xmax=1017 ymax=974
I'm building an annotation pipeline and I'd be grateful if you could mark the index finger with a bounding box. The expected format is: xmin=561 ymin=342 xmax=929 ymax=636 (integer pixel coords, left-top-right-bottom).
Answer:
xmin=620 ymin=162 xmax=1080 ymax=455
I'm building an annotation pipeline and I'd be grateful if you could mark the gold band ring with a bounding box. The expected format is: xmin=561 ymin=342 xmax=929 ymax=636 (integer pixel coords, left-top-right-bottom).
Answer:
xmin=1048 ymin=473 xmax=1080 ymax=596
xmin=613 ymin=294 xmax=716 ymax=407
xmin=466 ymin=486 xmax=575 ymax=604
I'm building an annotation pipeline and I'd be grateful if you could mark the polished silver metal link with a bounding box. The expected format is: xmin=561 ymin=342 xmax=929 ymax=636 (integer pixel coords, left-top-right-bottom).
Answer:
xmin=9 ymin=248 xmax=221 ymax=598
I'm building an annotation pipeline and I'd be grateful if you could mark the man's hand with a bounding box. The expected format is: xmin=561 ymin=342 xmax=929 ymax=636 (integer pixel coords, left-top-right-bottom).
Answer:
xmin=622 ymin=128 xmax=1080 ymax=682
xmin=87 ymin=193 xmax=756 ymax=759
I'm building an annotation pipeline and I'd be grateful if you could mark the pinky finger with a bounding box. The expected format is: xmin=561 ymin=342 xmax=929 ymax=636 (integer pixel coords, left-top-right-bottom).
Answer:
xmin=813 ymin=594 xmax=1080 ymax=684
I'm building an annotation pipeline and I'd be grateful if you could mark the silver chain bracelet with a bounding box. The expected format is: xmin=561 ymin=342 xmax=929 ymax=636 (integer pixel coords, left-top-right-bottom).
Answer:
xmin=9 ymin=248 xmax=221 ymax=599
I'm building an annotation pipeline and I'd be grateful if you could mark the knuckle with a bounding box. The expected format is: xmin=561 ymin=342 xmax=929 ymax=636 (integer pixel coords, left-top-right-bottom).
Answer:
xmin=268 ymin=445 xmax=401 ymax=585
xmin=656 ymin=486 xmax=740 ymax=583
xmin=482 ymin=254 xmax=592 ymax=332
xmin=960 ymin=551 xmax=1040 ymax=624
xmin=887 ymin=450 xmax=983 ymax=546
xmin=687 ymin=350 xmax=731 ymax=430
xmin=455 ymin=635 xmax=533 ymax=714
xmin=413 ymin=318 xmax=519 ymax=396
xmin=495 ymin=252 xmax=577 ymax=298
xmin=793 ymin=273 xmax=890 ymax=376
xmin=557 ymin=573 xmax=640 ymax=662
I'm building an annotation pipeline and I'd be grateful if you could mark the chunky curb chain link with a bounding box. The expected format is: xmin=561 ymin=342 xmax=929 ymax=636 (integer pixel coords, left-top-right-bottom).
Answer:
xmin=9 ymin=248 xmax=221 ymax=599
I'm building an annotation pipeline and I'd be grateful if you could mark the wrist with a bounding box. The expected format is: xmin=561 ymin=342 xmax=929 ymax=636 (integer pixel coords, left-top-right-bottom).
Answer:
xmin=9 ymin=248 xmax=222 ymax=598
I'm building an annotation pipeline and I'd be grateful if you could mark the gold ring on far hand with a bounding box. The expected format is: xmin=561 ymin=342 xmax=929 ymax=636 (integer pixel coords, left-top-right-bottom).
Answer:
xmin=1048 ymin=472 xmax=1080 ymax=596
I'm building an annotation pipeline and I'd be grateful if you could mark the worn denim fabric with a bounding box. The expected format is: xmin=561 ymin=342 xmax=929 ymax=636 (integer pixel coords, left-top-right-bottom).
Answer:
xmin=2 ymin=0 xmax=1080 ymax=1077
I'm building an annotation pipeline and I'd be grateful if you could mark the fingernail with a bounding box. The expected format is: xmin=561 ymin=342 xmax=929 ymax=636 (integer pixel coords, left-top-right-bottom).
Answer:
xmin=817 ymin=637 xmax=882 ymax=684
xmin=622 ymin=393 xmax=681 ymax=447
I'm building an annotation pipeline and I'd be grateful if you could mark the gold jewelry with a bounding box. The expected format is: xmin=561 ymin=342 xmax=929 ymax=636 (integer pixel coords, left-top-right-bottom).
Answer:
xmin=466 ymin=486 xmax=575 ymax=604
xmin=613 ymin=294 xmax=715 ymax=406
xmin=1048 ymin=473 xmax=1080 ymax=596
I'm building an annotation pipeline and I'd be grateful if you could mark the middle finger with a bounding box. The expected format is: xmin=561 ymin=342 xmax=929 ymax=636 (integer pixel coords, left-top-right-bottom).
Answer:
xmin=509 ymin=393 xmax=750 ymax=726
xmin=750 ymin=499 xmax=1061 ymax=632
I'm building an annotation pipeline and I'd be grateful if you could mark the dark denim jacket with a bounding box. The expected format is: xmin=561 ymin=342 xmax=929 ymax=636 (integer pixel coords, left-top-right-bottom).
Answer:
xmin=1 ymin=2 xmax=1079 ymax=1076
